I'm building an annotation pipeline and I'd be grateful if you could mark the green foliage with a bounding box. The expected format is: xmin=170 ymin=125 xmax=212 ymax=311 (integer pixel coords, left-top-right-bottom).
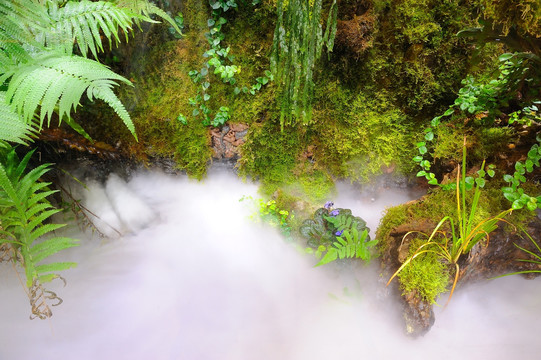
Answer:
xmin=257 ymin=199 xmax=294 ymax=239
xmin=238 ymin=121 xmax=301 ymax=185
xmin=314 ymin=89 xmax=416 ymax=183
xmin=271 ymin=0 xmax=337 ymax=127
xmin=1 ymin=53 xmax=134 ymax=135
xmin=316 ymin=227 xmax=373 ymax=266
xmin=179 ymin=0 xmax=273 ymax=127
xmin=212 ymin=106 xmax=230 ymax=127
xmin=365 ymin=0 xmax=484 ymax=113
xmin=0 ymin=93 xmax=35 ymax=144
xmin=413 ymin=50 xmax=540 ymax=208
xmin=299 ymin=202 xmax=375 ymax=266
xmin=502 ymin=135 xmax=541 ymax=211
xmin=0 ymin=146 xmax=78 ymax=319
xmin=39 ymin=1 xmax=147 ymax=59
xmin=0 ymin=0 xmax=175 ymax=142
xmin=388 ymin=145 xmax=512 ymax=305
xmin=397 ymin=238 xmax=449 ymax=304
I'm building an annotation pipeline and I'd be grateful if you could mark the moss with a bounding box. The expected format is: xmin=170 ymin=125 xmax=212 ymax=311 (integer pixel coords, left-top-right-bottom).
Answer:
xmin=375 ymin=203 xmax=408 ymax=254
xmin=239 ymin=120 xmax=303 ymax=186
xmin=431 ymin=121 xmax=516 ymax=171
xmin=398 ymin=237 xmax=450 ymax=304
xmin=355 ymin=0 xmax=496 ymax=114
xmin=313 ymin=88 xmax=417 ymax=183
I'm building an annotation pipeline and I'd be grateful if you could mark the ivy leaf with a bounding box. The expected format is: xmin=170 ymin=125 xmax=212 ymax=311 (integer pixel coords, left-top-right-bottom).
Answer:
xmin=475 ymin=177 xmax=486 ymax=188
xmin=526 ymin=201 xmax=538 ymax=211
xmin=503 ymin=174 xmax=514 ymax=183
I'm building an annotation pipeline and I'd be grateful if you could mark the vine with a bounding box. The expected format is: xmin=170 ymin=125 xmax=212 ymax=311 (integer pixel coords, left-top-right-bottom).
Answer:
xmin=413 ymin=53 xmax=541 ymax=210
xmin=178 ymin=0 xmax=273 ymax=128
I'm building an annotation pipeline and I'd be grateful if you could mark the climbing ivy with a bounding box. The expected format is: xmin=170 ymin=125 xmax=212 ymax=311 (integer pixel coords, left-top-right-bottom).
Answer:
xmin=179 ymin=0 xmax=273 ymax=127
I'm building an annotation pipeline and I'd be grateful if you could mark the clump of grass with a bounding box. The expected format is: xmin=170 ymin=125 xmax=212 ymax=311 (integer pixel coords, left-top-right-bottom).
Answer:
xmin=398 ymin=237 xmax=449 ymax=304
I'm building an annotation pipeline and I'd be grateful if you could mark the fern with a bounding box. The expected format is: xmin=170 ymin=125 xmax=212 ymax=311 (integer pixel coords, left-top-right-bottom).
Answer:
xmin=316 ymin=228 xmax=376 ymax=266
xmin=0 ymin=147 xmax=78 ymax=319
xmin=0 ymin=52 xmax=136 ymax=138
xmin=0 ymin=92 xmax=35 ymax=144
xmin=41 ymin=1 xmax=146 ymax=59
xmin=0 ymin=0 xmax=43 ymax=68
xmin=271 ymin=0 xmax=337 ymax=127
xmin=115 ymin=0 xmax=182 ymax=34
xmin=0 ymin=0 xmax=175 ymax=143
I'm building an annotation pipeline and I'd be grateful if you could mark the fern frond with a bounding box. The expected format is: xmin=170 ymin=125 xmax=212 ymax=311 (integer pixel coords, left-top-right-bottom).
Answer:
xmin=0 ymin=147 xmax=79 ymax=318
xmin=0 ymin=92 xmax=35 ymax=144
xmin=30 ymin=237 xmax=78 ymax=264
xmin=115 ymin=0 xmax=181 ymax=33
xmin=42 ymin=1 xmax=144 ymax=58
xmin=0 ymin=0 xmax=44 ymax=45
xmin=316 ymin=229 xmax=374 ymax=266
xmin=1 ymin=52 xmax=134 ymax=136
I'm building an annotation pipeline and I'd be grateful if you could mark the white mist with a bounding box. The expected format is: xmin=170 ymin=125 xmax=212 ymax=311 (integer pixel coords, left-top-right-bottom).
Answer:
xmin=0 ymin=169 xmax=539 ymax=360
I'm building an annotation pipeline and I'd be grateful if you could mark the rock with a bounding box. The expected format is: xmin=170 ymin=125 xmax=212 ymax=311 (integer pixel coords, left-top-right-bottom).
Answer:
xmin=381 ymin=213 xmax=541 ymax=337
xmin=403 ymin=290 xmax=435 ymax=337
xmin=210 ymin=122 xmax=249 ymax=160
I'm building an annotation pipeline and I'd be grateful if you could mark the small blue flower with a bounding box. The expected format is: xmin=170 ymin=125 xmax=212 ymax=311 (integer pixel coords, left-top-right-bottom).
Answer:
xmin=324 ymin=201 xmax=334 ymax=210
xmin=335 ymin=230 xmax=343 ymax=236
xmin=330 ymin=209 xmax=340 ymax=216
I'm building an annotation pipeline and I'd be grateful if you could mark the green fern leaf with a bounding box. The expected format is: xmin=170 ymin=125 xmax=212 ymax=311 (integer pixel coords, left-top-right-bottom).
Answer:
xmin=1 ymin=53 xmax=135 ymax=136
xmin=31 ymin=237 xmax=79 ymax=264
xmin=24 ymin=201 xmax=53 ymax=220
xmin=0 ymin=92 xmax=34 ymax=143
xmin=115 ymin=0 xmax=181 ymax=33
xmin=316 ymin=248 xmax=338 ymax=266
xmin=35 ymin=262 xmax=77 ymax=276
xmin=28 ymin=217 xmax=64 ymax=242
xmin=42 ymin=1 xmax=140 ymax=58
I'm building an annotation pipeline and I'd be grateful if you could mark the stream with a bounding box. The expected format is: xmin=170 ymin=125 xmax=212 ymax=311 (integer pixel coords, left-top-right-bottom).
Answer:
xmin=0 ymin=168 xmax=540 ymax=359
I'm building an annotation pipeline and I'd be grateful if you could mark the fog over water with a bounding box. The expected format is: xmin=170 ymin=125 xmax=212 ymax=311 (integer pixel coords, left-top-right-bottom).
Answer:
xmin=0 ymin=168 xmax=540 ymax=360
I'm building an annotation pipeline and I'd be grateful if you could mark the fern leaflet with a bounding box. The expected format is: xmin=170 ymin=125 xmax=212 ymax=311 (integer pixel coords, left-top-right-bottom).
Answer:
xmin=0 ymin=147 xmax=79 ymax=319
xmin=316 ymin=228 xmax=375 ymax=266
xmin=0 ymin=52 xmax=136 ymax=138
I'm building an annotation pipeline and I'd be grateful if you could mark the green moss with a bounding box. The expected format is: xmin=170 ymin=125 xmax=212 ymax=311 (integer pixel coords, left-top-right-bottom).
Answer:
xmin=375 ymin=203 xmax=408 ymax=254
xmin=359 ymin=0 xmax=494 ymax=114
xmin=398 ymin=237 xmax=450 ymax=304
xmin=432 ymin=121 xmax=467 ymax=162
xmin=239 ymin=120 xmax=302 ymax=186
xmin=313 ymin=88 xmax=416 ymax=183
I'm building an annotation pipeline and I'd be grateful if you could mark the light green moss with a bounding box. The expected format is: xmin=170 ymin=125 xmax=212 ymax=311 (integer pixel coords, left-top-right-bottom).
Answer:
xmin=314 ymin=89 xmax=416 ymax=183
xmin=398 ymin=237 xmax=450 ymax=304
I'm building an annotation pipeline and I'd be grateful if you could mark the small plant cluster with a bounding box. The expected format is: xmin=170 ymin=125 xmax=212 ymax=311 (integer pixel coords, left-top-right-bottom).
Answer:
xmin=0 ymin=146 xmax=79 ymax=319
xmin=502 ymin=135 xmax=541 ymax=210
xmin=177 ymin=0 xmax=273 ymax=127
xmin=397 ymin=237 xmax=449 ymax=304
xmin=413 ymin=52 xmax=540 ymax=210
xmin=257 ymin=199 xmax=294 ymax=239
xmin=389 ymin=144 xmax=513 ymax=305
xmin=300 ymin=202 xmax=376 ymax=266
